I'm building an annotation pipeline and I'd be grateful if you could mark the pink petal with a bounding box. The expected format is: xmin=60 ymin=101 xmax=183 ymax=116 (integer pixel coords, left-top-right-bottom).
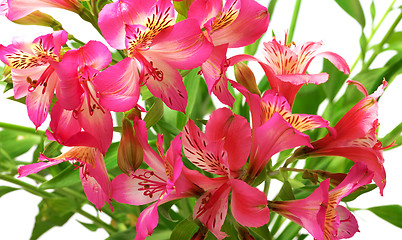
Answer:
xmin=230 ymin=179 xmax=269 ymax=227
xmin=276 ymin=73 xmax=329 ymax=85
xmin=18 ymin=157 xmax=63 ymax=177
xmin=193 ymin=183 xmax=231 ymax=240
xmin=212 ymin=75 xmax=235 ymax=107
xmin=112 ymin=170 xmax=164 ymax=205
xmin=201 ymin=44 xmax=229 ymax=94
xmin=62 ymin=41 xmax=111 ymax=70
xmin=134 ymin=202 xmax=159 ymax=240
xmin=336 ymin=205 xmax=359 ymax=238
xmin=93 ymin=57 xmax=141 ymax=112
xmin=10 ymin=66 xmax=47 ymax=99
xmin=205 ymin=108 xmax=251 ymax=173
xmin=145 ymin=18 xmax=213 ymax=69
xmin=165 ymin=134 xmax=184 ymax=183
xmin=187 ymin=0 xmax=222 ymax=27
xmin=249 ymin=113 xmax=312 ymax=178
xmin=316 ymin=51 xmax=350 ymax=75
xmin=143 ymin=58 xmax=188 ymax=112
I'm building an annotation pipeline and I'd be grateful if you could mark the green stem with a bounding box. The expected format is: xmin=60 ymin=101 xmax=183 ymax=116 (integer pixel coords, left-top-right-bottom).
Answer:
xmin=0 ymin=174 xmax=117 ymax=234
xmin=287 ymin=0 xmax=302 ymax=45
xmin=350 ymin=0 xmax=398 ymax=72
xmin=363 ymin=9 xmax=402 ymax=70
xmin=0 ymin=122 xmax=45 ymax=136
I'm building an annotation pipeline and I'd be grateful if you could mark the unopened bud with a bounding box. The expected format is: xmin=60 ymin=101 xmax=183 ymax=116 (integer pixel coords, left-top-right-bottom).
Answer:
xmin=12 ymin=11 xmax=62 ymax=30
xmin=117 ymin=117 xmax=143 ymax=175
xmin=234 ymin=62 xmax=261 ymax=96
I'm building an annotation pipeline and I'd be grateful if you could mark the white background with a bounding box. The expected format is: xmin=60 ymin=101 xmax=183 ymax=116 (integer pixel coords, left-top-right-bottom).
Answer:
xmin=1 ymin=0 xmax=402 ymax=239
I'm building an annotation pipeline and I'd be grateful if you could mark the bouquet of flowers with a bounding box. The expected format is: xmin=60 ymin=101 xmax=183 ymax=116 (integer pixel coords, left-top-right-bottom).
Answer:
xmin=1 ymin=0 xmax=401 ymax=239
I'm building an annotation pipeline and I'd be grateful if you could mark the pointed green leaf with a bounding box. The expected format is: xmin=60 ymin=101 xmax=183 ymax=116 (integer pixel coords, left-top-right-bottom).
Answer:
xmin=334 ymin=0 xmax=365 ymax=28
xmin=342 ymin=184 xmax=377 ymax=202
xmin=170 ymin=218 xmax=198 ymax=240
xmin=105 ymin=142 xmax=119 ymax=170
xmin=0 ymin=186 xmax=19 ymax=198
xmin=360 ymin=32 xmax=367 ymax=62
xmin=250 ymin=224 xmax=272 ymax=240
xmin=368 ymin=205 xmax=402 ymax=228
xmin=77 ymin=220 xmax=99 ymax=232
xmin=278 ymin=180 xmax=295 ymax=201
xmin=39 ymin=164 xmax=79 ymax=189
xmin=144 ymin=98 xmax=164 ymax=129
xmin=370 ymin=0 xmax=376 ymax=22
xmin=177 ymin=68 xmax=201 ymax=130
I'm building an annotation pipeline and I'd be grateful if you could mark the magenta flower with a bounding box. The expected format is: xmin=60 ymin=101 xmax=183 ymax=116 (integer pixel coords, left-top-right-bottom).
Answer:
xmin=270 ymin=162 xmax=374 ymax=240
xmin=182 ymin=108 xmax=270 ymax=238
xmin=188 ymin=0 xmax=269 ymax=106
xmin=261 ymin=36 xmax=350 ymax=106
xmin=97 ymin=0 xmax=213 ymax=112
xmin=47 ymin=41 xmax=113 ymax=154
xmin=18 ymin=147 xmax=113 ymax=210
xmin=112 ymin=118 xmax=198 ymax=240
xmin=293 ymin=80 xmax=388 ymax=195
xmin=0 ymin=30 xmax=67 ymax=128
xmin=4 ymin=0 xmax=82 ymax=21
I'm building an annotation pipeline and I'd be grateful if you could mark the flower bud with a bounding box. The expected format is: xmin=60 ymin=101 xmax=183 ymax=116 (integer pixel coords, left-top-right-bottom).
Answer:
xmin=117 ymin=117 xmax=143 ymax=175
xmin=234 ymin=62 xmax=261 ymax=96
xmin=12 ymin=11 xmax=62 ymax=30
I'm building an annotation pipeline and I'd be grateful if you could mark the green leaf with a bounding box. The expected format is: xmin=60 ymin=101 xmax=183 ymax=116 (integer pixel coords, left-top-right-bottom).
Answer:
xmin=177 ymin=68 xmax=201 ymax=130
xmin=31 ymin=197 xmax=80 ymax=240
xmin=360 ymin=32 xmax=367 ymax=62
xmin=244 ymin=37 xmax=263 ymax=56
xmin=250 ymin=225 xmax=272 ymax=240
xmin=342 ymin=184 xmax=377 ymax=202
xmin=368 ymin=205 xmax=402 ymax=228
xmin=0 ymin=186 xmax=19 ymax=197
xmin=334 ymin=0 xmax=365 ymax=28
xmin=39 ymin=164 xmax=79 ymax=189
xmin=105 ymin=142 xmax=119 ymax=170
xmin=278 ymin=180 xmax=295 ymax=201
xmin=106 ymin=227 xmax=136 ymax=240
xmin=170 ymin=218 xmax=198 ymax=240
xmin=144 ymin=98 xmax=164 ymax=129
xmin=292 ymin=84 xmax=326 ymax=115
xmin=77 ymin=220 xmax=99 ymax=232
xmin=275 ymin=221 xmax=302 ymax=240
xmin=32 ymin=136 xmax=45 ymax=162
xmin=370 ymin=0 xmax=376 ymax=22
xmin=42 ymin=141 xmax=63 ymax=158
xmin=0 ymin=129 xmax=41 ymax=159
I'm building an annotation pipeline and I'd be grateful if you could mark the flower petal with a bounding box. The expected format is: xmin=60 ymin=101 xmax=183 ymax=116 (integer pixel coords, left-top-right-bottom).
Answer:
xmin=335 ymin=205 xmax=359 ymax=239
xmin=134 ymin=202 xmax=160 ymax=240
xmin=316 ymin=51 xmax=350 ymax=74
xmin=18 ymin=156 xmax=63 ymax=177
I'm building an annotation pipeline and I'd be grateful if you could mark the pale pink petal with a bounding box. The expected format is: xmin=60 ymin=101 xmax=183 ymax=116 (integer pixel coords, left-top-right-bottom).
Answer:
xmin=134 ymin=202 xmax=159 ymax=240
xmin=93 ymin=57 xmax=141 ymax=112
xmin=112 ymin=170 xmax=164 ymax=205
xmin=18 ymin=157 xmax=63 ymax=177
xmin=10 ymin=66 xmax=47 ymax=99
xmin=26 ymin=69 xmax=58 ymax=128
xmin=336 ymin=205 xmax=359 ymax=239
xmin=276 ymin=73 xmax=329 ymax=85
xmin=144 ymin=58 xmax=188 ymax=112
xmin=230 ymin=179 xmax=269 ymax=227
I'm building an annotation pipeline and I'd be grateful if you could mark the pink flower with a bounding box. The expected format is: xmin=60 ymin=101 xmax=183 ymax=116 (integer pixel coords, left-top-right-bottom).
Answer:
xmin=4 ymin=0 xmax=82 ymax=21
xmin=47 ymin=41 xmax=113 ymax=154
xmin=182 ymin=108 xmax=270 ymax=238
xmin=0 ymin=30 xmax=67 ymax=128
xmin=18 ymin=147 xmax=112 ymax=210
xmin=261 ymin=36 xmax=350 ymax=106
xmin=188 ymin=0 xmax=269 ymax=107
xmin=293 ymin=80 xmax=388 ymax=195
xmin=270 ymin=162 xmax=374 ymax=240
xmin=97 ymin=0 xmax=213 ymax=112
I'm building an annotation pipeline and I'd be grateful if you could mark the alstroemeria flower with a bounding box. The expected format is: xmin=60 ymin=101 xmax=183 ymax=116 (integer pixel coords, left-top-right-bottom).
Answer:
xmin=18 ymin=147 xmax=112 ymax=210
xmin=97 ymin=0 xmax=212 ymax=112
xmin=231 ymin=80 xmax=335 ymax=134
xmin=4 ymin=0 xmax=82 ymax=21
xmin=261 ymin=36 xmax=350 ymax=106
xmin=269 ymin=162 xmax=374 ymax=240
xmin=188 ymin=0 xmax=269 ymax=107
xmin=182 ymin=108 xmax=270 ymax=238
xmin=112 ymin=117 xmax=203 ymax=240
xmin=292 ymin=80 xmax=388 ymax=195
xmin=0 ymin=30 xmax=67 ymax=128
xmin=47 ymin=41 xmax=113 ymax=154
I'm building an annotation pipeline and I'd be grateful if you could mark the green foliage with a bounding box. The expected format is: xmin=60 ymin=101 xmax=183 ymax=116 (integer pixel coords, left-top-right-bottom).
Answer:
xmin=334 ymin=0 xmax=366 ymax=28
xmin=368 ymin=205 xmax=402 ymax=228
xmin=170 ymin=218 xmax=199 ymax=239
xmin=0 ymin=186 xmax=19 ymax=198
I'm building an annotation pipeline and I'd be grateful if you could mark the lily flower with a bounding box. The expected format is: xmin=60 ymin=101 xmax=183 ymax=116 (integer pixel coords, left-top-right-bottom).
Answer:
xmin=4 ymin=0 xmax=82 ymax=21
xmin=182 ymin=108 xmax=272 ymax=238
xmin=292 ymin=80 xmax=388 ymax=195
xmin=261 ymin=35 xmax=350 ymax=106
xmin=188 ymin=0 xmax=269 ymax=106
xmin=18 ymin=147 xmax=113 ymax=210
xmin=97 ymin=0 xmax=212 ymax=112
xmin=48 ymin=41 xmax=113 ymax=154
xmin=0 ymin=30 xmax=67 ymax=128
xmin=112 ymin=117 xmax=205 ymax=240
xmin=269 ymin=162 xmax=374 ymax=240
